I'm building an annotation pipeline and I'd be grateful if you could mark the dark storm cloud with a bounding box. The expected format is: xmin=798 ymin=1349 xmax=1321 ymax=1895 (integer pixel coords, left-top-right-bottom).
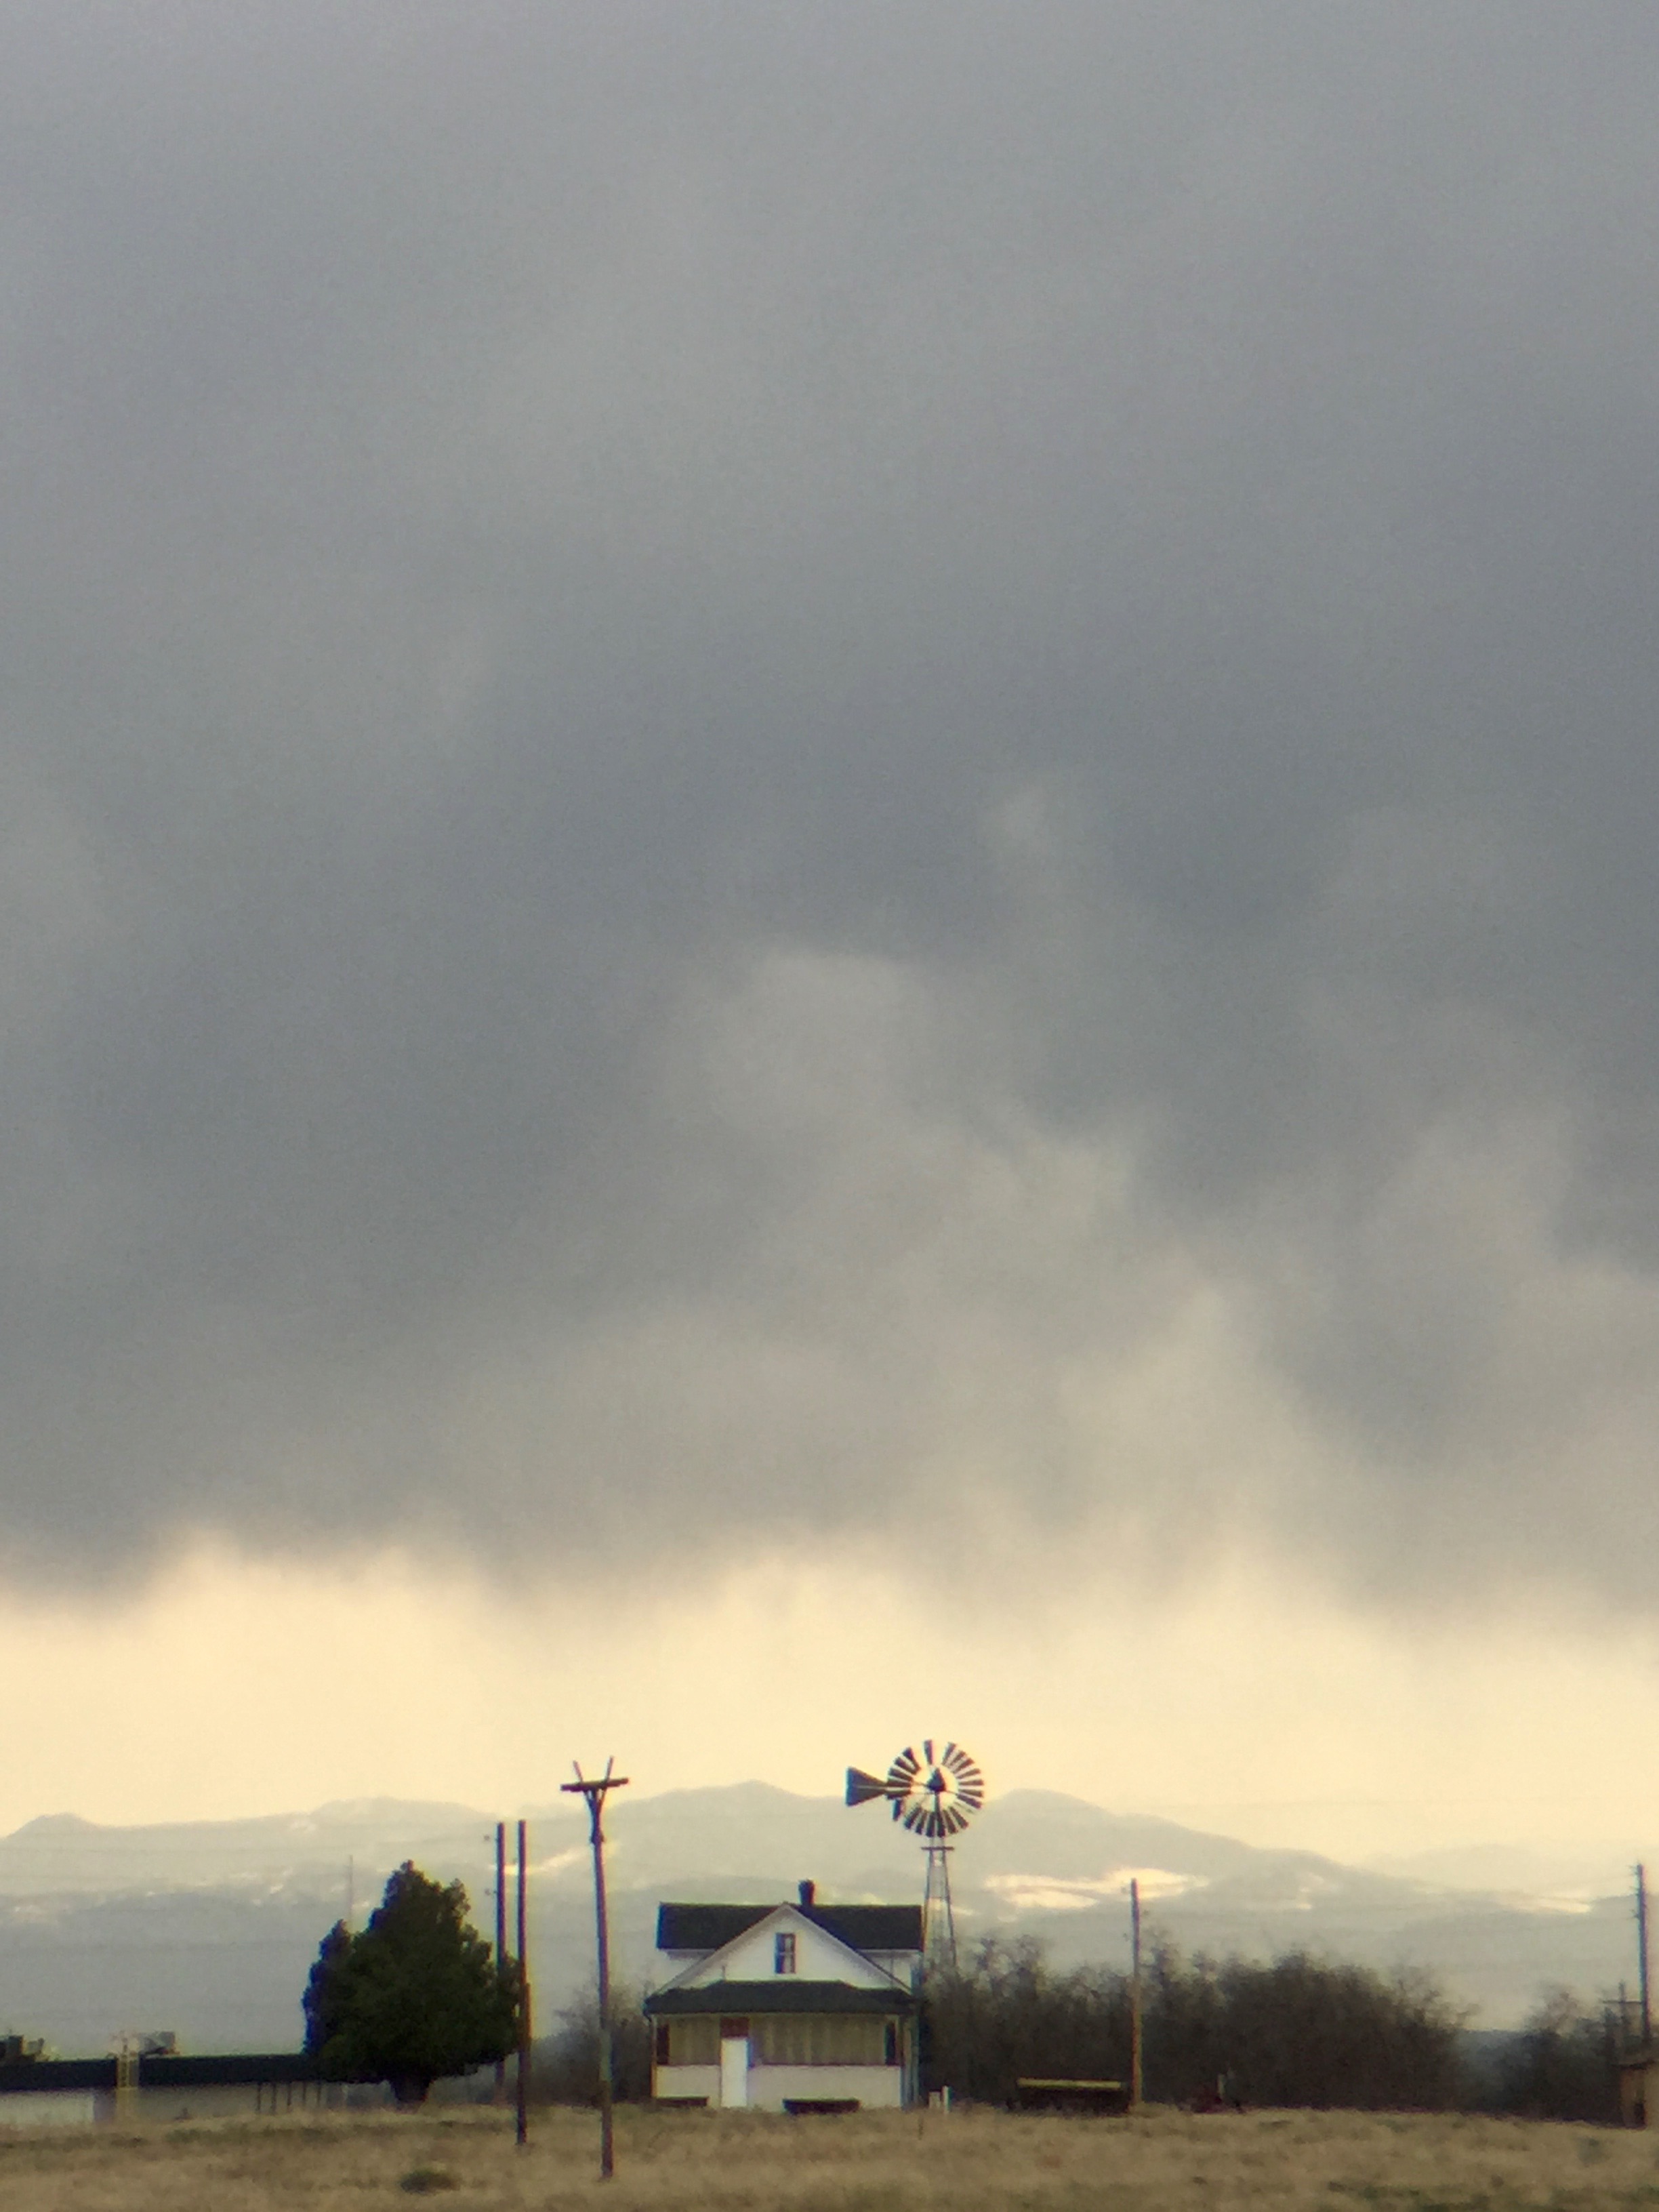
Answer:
xmin=3 ymin=0 xmax=1659 ymax=1594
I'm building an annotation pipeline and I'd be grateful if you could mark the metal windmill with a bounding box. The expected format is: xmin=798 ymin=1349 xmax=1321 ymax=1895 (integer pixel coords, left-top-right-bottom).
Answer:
xmin=845 ymin=1740 xmax=985 ymax=1967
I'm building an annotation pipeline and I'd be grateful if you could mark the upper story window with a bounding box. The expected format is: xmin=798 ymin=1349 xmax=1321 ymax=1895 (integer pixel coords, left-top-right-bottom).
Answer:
xmin=774 ymin=1929 xmax=798 ymax=1975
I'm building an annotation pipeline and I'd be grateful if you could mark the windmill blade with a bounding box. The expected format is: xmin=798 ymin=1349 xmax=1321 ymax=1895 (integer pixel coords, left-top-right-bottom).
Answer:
xmin=944 ymin=1747 xmax=985 ymax=1808
xmin=923 ymin=1738 xmax=935 ymax=1764
xmin=888 ymin=1748 xmax=921 ymax=1788
xmin=845 ymin=1767 xmax=893 ymax=1808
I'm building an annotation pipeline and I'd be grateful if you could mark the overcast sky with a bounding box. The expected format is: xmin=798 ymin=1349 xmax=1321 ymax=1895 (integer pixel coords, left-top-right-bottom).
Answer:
xmin=3 ymin=1 xmax=1659 ymax=1850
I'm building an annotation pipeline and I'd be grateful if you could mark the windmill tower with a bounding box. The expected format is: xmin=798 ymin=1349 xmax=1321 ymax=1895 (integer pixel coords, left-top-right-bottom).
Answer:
xmin=845 ymin=1740 xmax=985 ymax=1968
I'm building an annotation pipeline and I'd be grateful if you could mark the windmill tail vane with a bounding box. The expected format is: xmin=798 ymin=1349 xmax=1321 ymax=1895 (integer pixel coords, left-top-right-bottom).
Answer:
xmin=844 ymin=1767 xmax=892 ymax=1808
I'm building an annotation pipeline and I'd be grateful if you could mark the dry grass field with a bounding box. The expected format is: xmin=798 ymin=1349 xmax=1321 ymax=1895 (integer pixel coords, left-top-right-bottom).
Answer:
xmin=1 ymin=2103 xmax=1658 ymax=2211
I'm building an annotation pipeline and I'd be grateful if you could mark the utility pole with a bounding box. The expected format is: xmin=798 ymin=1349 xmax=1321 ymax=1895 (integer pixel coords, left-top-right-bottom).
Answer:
xmin=515 ymin=1820 xmax=532 ymax=2147
xmin=1639 ymin=1864 xmax=1652 ymax=2053
xmin=1129 ymin=1878 xmax=1144 ymax=2110
xmin=494 ymin=1823 xmax=508 ymax=2105
xmin=562 ymin=1759 xmax=631 ymax=2181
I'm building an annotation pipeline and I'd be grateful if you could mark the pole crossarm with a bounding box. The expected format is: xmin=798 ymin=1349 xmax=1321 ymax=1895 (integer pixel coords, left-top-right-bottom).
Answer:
xmin=562 ymin=1760 xmax=633 ymax=1832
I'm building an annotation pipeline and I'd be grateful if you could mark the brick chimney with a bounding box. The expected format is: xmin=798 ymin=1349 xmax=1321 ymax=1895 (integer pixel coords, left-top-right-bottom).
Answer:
xmin=798 ymin=1879 xmax=816 ymax=1909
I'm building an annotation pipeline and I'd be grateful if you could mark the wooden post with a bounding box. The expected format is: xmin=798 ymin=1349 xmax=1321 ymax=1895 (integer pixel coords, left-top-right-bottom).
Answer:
xmin=562 ymin=1759 xmax=632 ymax=2181
xmin=1129 ymin=1879 xmax=1144 ymax=2110
xmin=516 ymin=1820 xmax=531 ymax=2148
xmin=495 ymin=1822 xmax=508 ymax=2105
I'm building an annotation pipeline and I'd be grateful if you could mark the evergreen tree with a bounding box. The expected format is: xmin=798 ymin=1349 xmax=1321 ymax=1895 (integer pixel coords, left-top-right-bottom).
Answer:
xmin=303 ymin=1862 xmax=520 ymax=2106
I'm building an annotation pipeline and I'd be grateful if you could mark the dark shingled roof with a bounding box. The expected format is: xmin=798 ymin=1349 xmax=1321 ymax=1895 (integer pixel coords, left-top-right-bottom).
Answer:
xmin=655 ymin=1902 xmax=924 ymax=1955
xmin=0 ymin=2053 xmax=322 ymax=2094
xmin=644 ymin=1980 xmax=916 ymax=2017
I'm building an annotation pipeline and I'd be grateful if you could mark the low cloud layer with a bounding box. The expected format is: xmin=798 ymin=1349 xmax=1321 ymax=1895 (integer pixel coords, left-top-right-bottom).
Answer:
xmin=3 ymin=2 xmax=1659 ymax=1601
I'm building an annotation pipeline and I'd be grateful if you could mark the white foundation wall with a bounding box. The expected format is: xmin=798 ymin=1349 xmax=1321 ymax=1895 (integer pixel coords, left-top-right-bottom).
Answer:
xmin=653 ymin=2063 xmax=718 ymax=2104
xmin=652 ymin=2060 xmax=905 ymax=2110
xmin=747 ymin=2063 xmax=905 ymax=2111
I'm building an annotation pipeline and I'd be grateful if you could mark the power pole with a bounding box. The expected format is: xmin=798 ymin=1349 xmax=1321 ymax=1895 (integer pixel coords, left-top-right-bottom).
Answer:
xmin=1639 ymin=1864 xmax=1652 ymax=2053
xmin=562 ymin=1759 xmax=631 ymax=2181
xmin=495 ymin=1823 xmax=508 ymax=2105
xmin=516 ymin=1820 xmax=531 ymax=2148
xmin=1129 ymin=1878 xmax=1144 ymax=2110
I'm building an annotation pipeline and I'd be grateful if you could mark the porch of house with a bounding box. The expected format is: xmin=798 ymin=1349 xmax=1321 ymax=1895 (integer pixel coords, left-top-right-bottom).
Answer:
xmin=650 ymin=2003 xmax=912 ymax=2111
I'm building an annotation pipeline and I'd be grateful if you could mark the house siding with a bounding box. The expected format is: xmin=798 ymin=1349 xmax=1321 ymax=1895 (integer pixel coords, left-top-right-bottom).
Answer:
xmin=649 ymin=1895 xmax=922 ymax=2110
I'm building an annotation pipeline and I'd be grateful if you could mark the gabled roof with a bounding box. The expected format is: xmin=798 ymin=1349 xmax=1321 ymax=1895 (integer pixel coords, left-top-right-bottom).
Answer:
xmin=644 ymin=1980 xmax=916 ymax=2017
xmin=653 ymin=1899 xmax=909 ymax=2001
xmin=656 ymin=1902 xmax=923 ymax=1955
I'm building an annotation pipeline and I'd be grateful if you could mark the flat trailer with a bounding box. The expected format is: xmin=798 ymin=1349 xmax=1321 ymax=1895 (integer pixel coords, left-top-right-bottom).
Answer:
xmin=1013 ymin=2078 xmax=1128 ymax=2114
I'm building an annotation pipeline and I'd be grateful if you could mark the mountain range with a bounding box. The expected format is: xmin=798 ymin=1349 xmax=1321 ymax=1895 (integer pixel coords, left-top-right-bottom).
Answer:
xmin=0 ymin=1786 xmax=1639 ymax=2052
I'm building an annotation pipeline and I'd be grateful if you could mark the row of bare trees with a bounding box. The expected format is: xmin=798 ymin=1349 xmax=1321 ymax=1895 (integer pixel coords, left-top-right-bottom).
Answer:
xmin=923 ymin=1936 xmax=1467 ymax=2110
xmin=537 ymin=1938 xmax=1627 ymax=2121
xmin=1479 ymin=1989 xmax=1624 ymax=2125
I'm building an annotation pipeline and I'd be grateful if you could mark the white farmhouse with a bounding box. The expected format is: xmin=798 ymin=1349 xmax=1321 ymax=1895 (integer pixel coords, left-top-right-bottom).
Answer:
xmin=644 ymin=1880 xmax=923 ymax=2111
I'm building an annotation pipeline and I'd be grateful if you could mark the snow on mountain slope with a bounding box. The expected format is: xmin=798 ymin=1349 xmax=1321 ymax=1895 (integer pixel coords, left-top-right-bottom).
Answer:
xmin=0 ymin=1786 xmax=1636 ymax=2048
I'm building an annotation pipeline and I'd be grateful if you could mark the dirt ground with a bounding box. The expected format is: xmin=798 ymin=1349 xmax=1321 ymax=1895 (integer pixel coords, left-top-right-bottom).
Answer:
xmin=1 ymin=2102 xmax=1657 ymax=2211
